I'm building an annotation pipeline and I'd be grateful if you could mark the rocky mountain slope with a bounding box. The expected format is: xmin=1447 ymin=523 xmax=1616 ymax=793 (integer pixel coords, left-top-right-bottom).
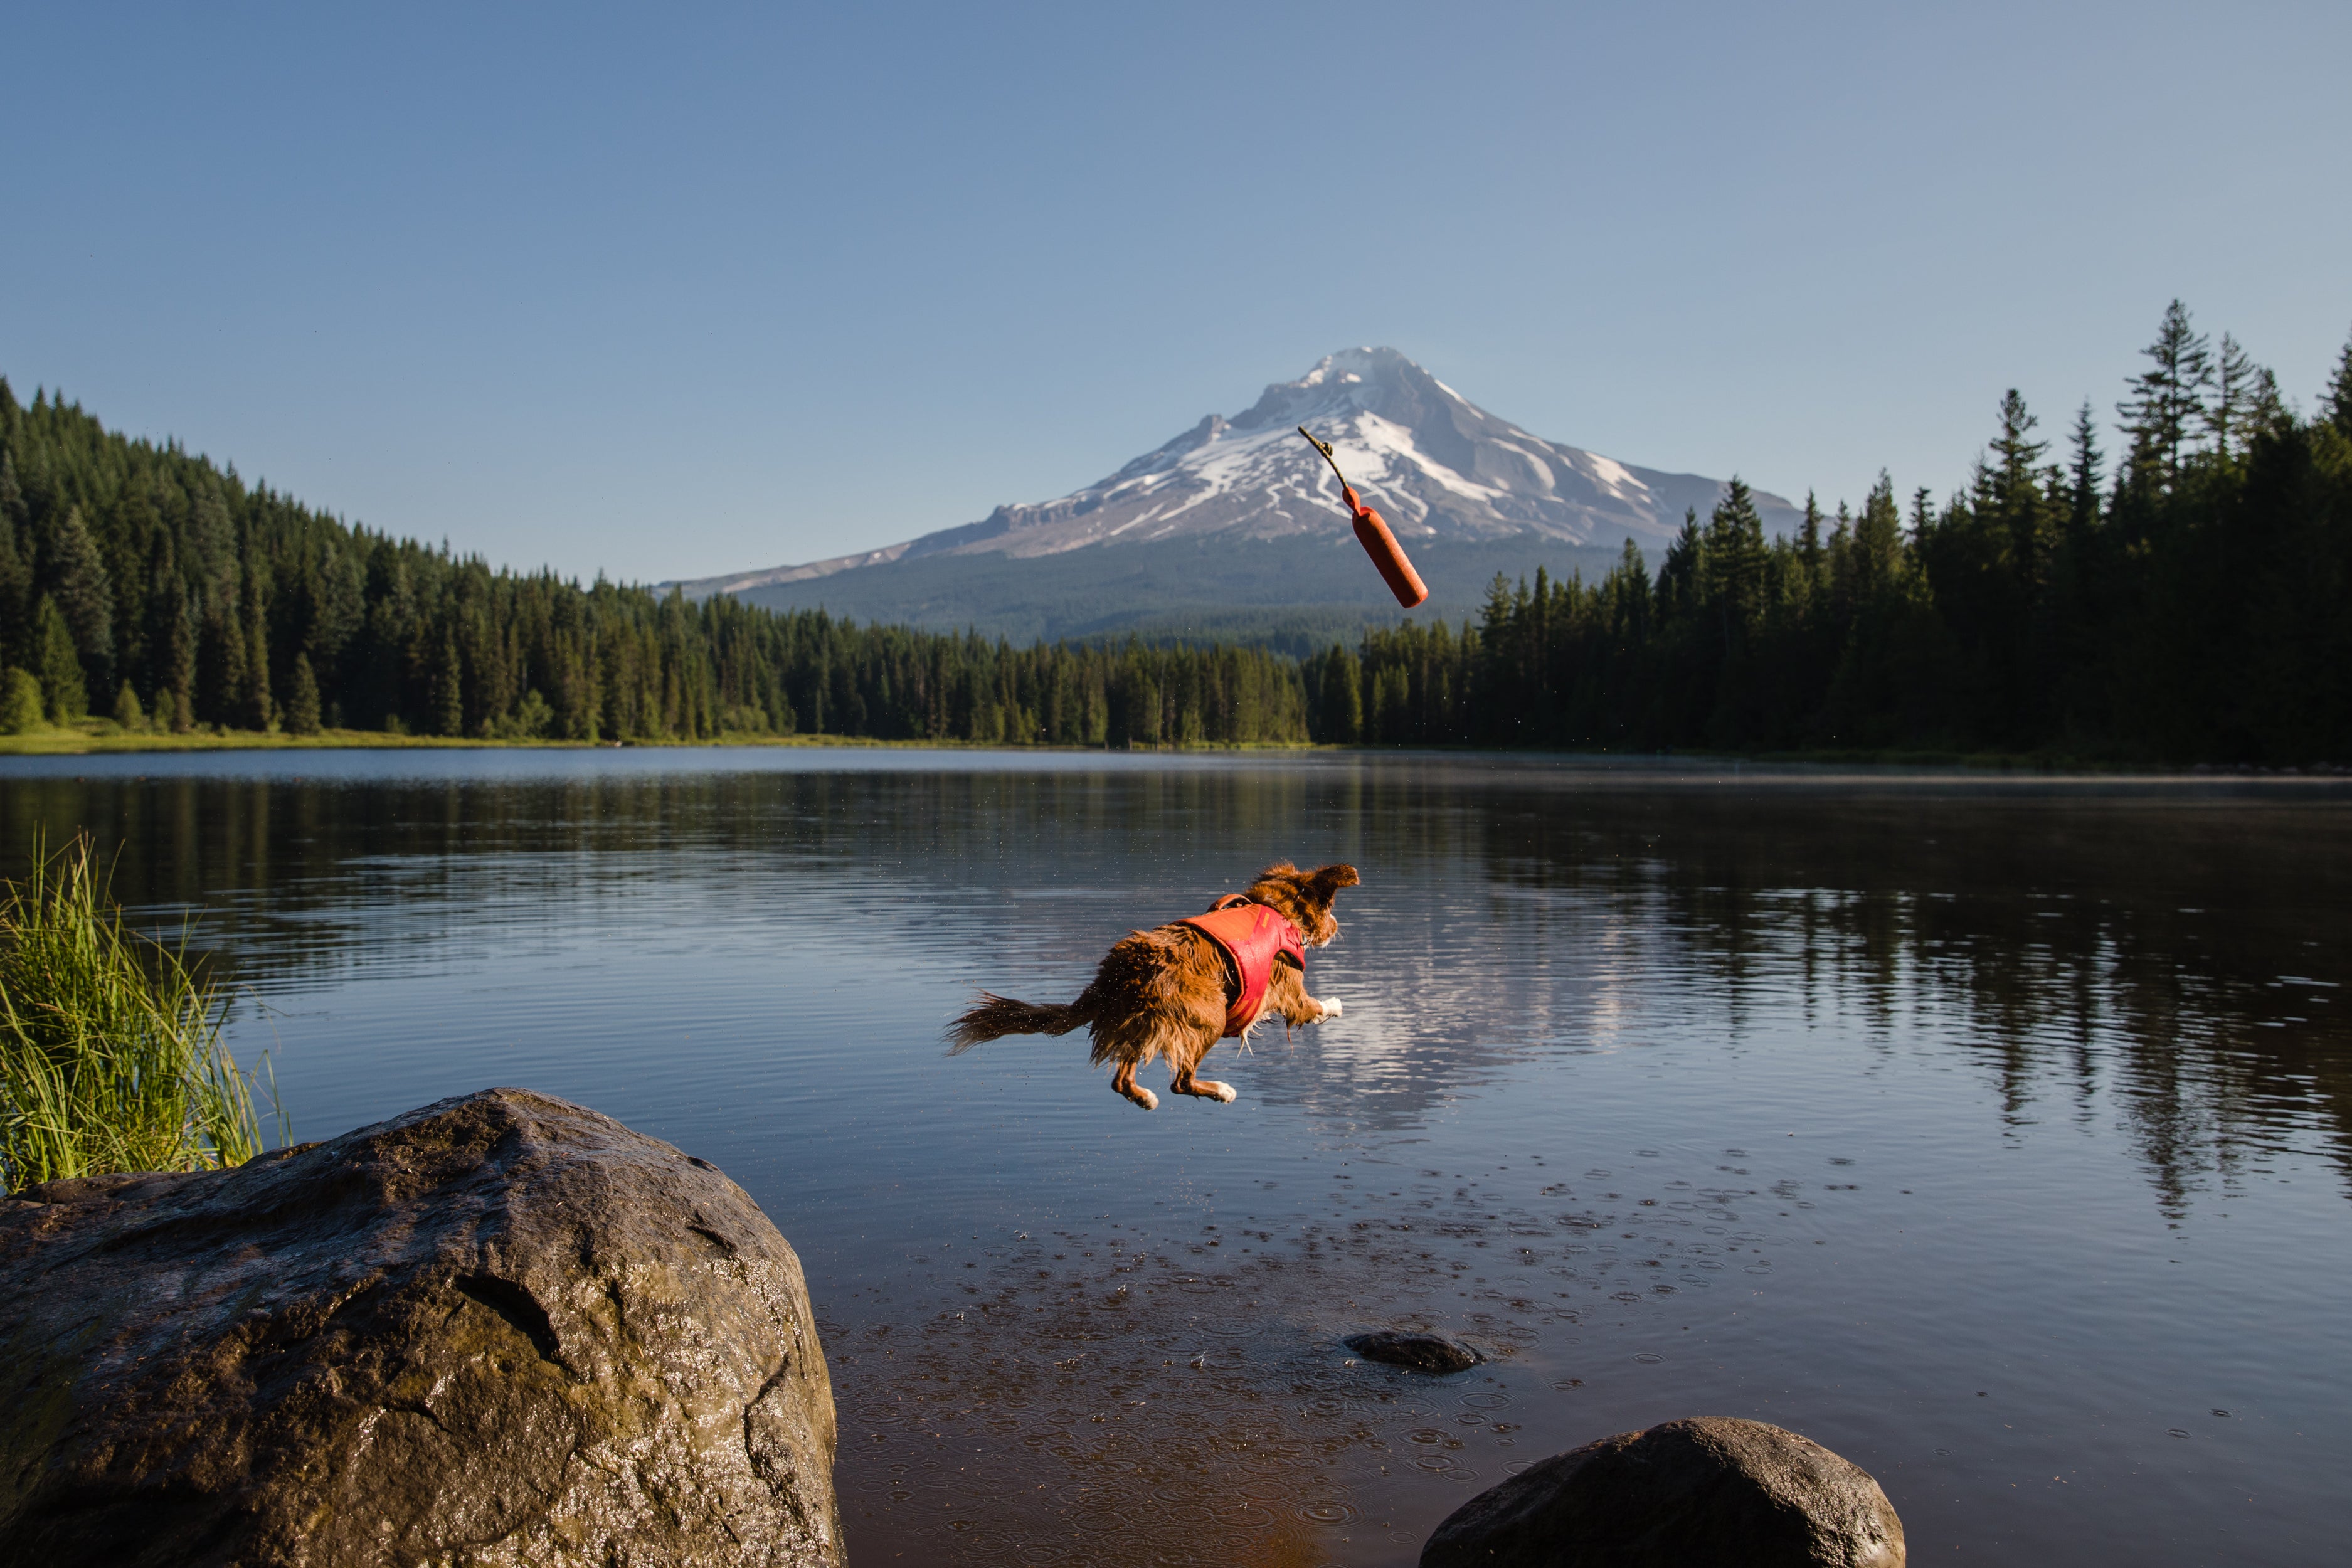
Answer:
xmin=677 ymin=348 xmax=1799 ymax=638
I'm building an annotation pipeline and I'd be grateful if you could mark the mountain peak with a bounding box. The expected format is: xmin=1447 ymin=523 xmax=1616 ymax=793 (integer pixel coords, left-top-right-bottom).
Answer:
xmin=672 ymin=350 xmax=1799 ymax=600
xmin=1230 ymin=347 xmax=1470 ymax=435
xmin=1297 ymin=344 xmax=1420 ymax=389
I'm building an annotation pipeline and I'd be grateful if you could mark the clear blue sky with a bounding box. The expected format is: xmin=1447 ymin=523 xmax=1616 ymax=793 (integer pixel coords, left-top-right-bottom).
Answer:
xmin=6 ymin=1 xmax=2346 ymax=583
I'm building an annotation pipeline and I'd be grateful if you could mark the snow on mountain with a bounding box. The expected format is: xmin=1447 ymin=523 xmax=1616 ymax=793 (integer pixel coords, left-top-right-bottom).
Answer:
xmin=677 ymin=347 xmax=1798 ymax=598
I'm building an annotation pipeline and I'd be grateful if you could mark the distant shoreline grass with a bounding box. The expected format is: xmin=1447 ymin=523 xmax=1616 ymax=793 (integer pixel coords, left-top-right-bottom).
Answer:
xmin=1 ymin=721 xmax=2338 ymax=775
xmin=0 ymin=723 xmax=1323 ymax=758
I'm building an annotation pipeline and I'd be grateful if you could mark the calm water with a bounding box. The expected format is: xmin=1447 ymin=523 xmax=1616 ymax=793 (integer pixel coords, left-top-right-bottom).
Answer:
xmin=4 ymin=748 xmax=2349 ymax=1565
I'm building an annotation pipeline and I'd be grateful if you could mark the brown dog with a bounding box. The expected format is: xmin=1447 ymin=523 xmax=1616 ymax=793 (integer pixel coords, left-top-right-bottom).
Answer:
xmin=948 ymin=862 xmax=1359 ymax=1110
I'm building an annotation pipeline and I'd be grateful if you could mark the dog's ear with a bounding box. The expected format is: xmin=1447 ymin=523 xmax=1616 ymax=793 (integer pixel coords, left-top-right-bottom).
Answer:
xmin=1306 ymin=864 xmax=1360 ymax=903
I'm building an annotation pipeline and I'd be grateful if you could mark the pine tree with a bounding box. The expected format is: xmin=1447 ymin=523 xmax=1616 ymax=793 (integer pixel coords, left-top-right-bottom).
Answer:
xmin=2205 ymin=333 xmax=2261 ymax=460
xmin=1989 ymin=391 xmax=2047 ymax=489
xmin=2324 ymin=326 xmax=2352 ymax=437
xmin=111 ymin=682 xmax=146 ymax=733
xmin=1983 ymin=393 xmax=2047 ymax=510
xmin=433 ymin=633 xmax=465 ymax=736
xmin=241 ymin=575 xmax=273 ymax=729
xmin=1320 ymin=645 xmax=1363 ymax=743
xmin=1981 ymin=389 xmax=2053 ymax=588
xmin=204 ymin=606 xmax=246 ymax=727
xmin=162 ymin=585 xmax=197 ymax=731
xmin=2067 ymin=401 xmax=2103 ymax=536
xmin=0 ymin=450 xmax=22 ymax=531
xmin=47 ymin=504 xmax=115 ymax=704
xmin=185 ymin=477 xmax=238 ymax=608
xmin=1854 ymin=474 xmax=1904 ymax=598
xmin=0 ymin=524 xmax=26 ymax=674
xmin=2118 ymin=299 xmax=2212 ymax=492
xmin=33 ymin=596 xmax=87 ymax=721
xmin=1705 ymin=478 xmax=1768 ymax=638
xmin=2245 ymin=366 xmax=2287 ymax=438
xmin=286 ymin=652 xmax=323 ymax=735
xmin=0 ymin=453 xmax=29 ymax=669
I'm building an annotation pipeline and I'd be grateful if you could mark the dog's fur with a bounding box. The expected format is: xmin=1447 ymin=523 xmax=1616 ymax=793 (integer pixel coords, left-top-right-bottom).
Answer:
xmin=948 ymin=862 xmax=1359 ymax=1110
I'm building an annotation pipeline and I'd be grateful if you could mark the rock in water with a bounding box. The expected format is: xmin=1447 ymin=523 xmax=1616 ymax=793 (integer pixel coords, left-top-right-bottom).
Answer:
xmin=1421 ymin=1416 xmax=1904 ymax=1567
xmin=1345 ymin=1330 xmax=1485 ymax=1373
xmin=0 ymin=1088 xmax=841 ymax=1567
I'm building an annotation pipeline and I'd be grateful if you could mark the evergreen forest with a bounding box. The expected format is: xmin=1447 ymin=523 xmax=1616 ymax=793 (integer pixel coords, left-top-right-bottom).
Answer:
xmin=0 ymin=386 xmax=1306 ymax=748
xmin=1311 ymin=303 xmax=2352 ymax=763
xmin=3 ymin=302 xmax=2349 ymax=763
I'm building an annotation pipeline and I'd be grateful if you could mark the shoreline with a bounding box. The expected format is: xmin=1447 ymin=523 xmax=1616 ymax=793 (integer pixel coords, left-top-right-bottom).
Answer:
xmin=0 ymin=726 xmax=993 ymax=757
xmin=1 ymin=724 xmax=2345 ymax=779
xmin=8 ymin=716 xmax=2336 ymax=779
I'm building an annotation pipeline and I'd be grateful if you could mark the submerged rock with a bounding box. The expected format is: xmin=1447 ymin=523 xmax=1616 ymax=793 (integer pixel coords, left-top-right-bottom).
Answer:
xmin=0 ymin=1087 xmax=840 ymax=1567
xmin=1421 ymin=1416 xmax=1904 ymax=1567
xmin=1345 ymin=1329 xmax=1485 ymax=1373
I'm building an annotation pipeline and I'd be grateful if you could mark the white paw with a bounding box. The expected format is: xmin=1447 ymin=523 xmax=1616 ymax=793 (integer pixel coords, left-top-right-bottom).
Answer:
xmin=1209 ymin=1081 xmax=1237 ymax=1104
xmin=1320 ymin=997 xmax=1343 ymax=1019
xmin=1133 ymin=1088 xmax=1159 ymax=1111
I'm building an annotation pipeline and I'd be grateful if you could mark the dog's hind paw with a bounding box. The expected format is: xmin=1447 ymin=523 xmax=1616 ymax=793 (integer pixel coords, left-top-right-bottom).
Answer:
xmin=1130 ymin=1086 xmax=1159 ymax=1111
xmin=1320 ymin=997 xmax=1343 ymax=1019
xmin=1200 ymin=1080 xmax=1237 ymax=1104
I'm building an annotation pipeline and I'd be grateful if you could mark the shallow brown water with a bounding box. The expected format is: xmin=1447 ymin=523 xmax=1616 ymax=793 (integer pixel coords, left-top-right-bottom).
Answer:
xmin=4 ymin=750 xmax=2348 ymax=1564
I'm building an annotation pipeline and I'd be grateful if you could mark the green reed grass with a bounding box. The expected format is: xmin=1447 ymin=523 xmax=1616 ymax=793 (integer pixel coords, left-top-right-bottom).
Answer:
xmin=0 ymin=834 xmax=282 ymax=1193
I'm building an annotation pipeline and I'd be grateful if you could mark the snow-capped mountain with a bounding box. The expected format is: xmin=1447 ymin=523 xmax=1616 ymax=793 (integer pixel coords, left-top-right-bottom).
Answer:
xmin=677 ymin=348 xmax=1798 ymax=599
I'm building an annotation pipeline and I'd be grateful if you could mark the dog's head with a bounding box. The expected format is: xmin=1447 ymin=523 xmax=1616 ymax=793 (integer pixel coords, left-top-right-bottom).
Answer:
xmin=1245 ymin=862 xmax=1361 ymax=948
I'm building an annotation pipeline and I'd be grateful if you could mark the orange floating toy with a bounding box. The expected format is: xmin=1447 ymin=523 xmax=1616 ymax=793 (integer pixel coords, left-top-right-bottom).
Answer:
xmin=1298 ymin=426 xmax=1429 ymax=608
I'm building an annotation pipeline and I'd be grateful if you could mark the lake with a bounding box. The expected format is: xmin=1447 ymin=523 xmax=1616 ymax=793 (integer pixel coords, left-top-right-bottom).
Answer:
xmin=3 ymin=747 xmax=2347 ymax=1565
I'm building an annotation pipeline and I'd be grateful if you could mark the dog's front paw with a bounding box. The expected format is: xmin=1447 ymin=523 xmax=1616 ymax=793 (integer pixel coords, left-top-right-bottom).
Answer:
xmin=1205 ymin=1080 xmax=1237 ymax=1104
xmin=1319 ymin=997 xmax=1343 ymax=1020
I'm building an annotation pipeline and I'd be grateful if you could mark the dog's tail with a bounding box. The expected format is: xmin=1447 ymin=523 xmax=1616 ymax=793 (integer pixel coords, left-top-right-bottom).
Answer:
xmin=947 ymin=992 xmax=1088 ymax=1053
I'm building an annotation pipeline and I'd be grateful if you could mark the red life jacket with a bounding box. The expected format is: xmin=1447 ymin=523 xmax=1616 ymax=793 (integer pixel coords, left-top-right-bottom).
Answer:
xmin=1177 ymin=898 xmax=1306 ymax=1038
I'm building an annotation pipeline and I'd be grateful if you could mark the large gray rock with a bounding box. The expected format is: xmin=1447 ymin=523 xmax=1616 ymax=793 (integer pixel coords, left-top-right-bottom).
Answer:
xmin=0 ymin=1088 xmax=840 ymax=1567
xmin=1421 ymin=1416 xmax=1904 ymax=1567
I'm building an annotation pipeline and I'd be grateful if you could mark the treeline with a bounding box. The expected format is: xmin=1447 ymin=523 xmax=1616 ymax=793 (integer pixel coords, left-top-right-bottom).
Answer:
xmin=0 ymin=383 xmax=1307 ymax=746
xmin=1306 ymin=304 xmax=2352 ymax=762
xmin=6 ymin=302 xmax=2348 ymax=762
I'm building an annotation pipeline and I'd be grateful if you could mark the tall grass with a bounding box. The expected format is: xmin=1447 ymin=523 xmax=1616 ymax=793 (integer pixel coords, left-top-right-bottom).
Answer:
xmin=0 ymin=834 xmax=282 ymax=1193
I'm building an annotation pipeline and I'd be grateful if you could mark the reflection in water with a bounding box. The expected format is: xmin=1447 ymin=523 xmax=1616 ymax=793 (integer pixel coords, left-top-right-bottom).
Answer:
xmin=1471 ymin=788 xmax=2352 ymax=1212
xmin=1 ymin=750 xmax=2346 ymax=1565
